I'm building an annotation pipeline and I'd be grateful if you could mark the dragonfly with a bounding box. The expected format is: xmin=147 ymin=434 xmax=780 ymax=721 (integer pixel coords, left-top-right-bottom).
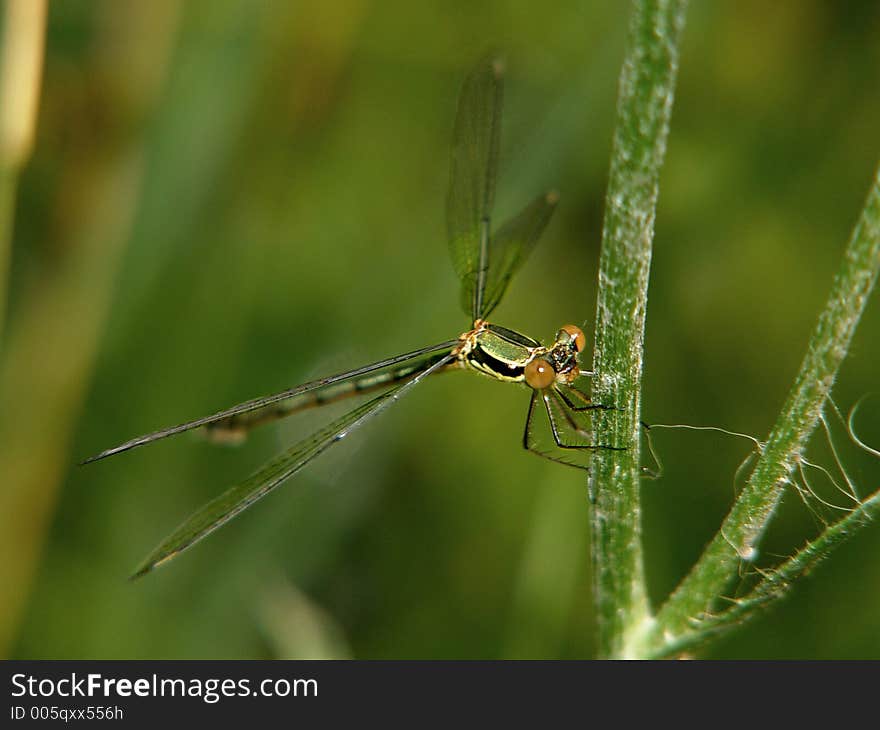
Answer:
xmin=84 ymin=57 xmax=620 ymax=578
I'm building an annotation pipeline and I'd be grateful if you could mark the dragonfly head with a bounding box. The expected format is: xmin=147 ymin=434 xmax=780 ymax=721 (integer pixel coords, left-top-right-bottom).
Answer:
xmin=556 ymin=324 xmax=586 ymax=353
xmin=524 ymin=324 xmax=586 ymax=389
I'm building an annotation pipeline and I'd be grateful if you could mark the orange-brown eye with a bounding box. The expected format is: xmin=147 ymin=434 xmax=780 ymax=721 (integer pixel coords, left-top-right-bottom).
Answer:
xmin=560 ymin=324 xmax=586 ymax=353
xmin=524 ymin=358 xmax=555 ymax=390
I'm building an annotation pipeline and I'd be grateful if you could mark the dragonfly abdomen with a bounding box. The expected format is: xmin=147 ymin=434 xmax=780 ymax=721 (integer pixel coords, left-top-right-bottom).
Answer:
xmin=204 ymin=352 xmax=452 ymax=443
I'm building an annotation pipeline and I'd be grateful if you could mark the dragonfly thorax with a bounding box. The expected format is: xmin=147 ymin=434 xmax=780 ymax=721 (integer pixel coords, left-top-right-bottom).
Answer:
xmin=456 ymin=320 xmax=585 ymax=390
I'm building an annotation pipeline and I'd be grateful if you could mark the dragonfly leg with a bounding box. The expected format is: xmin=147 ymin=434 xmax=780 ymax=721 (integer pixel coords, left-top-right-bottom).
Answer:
xmin=522 ymin=391 xmax=587 ymax=469
xmin=552 ymin=390 xmax=658 ymax=476
xmin=555 ymin=384 xmax=615 ymax=413
xmin=521 ymin=390 xmax=625 ymax=471
xmin=544 ymin=389 xmax=625 ymax=450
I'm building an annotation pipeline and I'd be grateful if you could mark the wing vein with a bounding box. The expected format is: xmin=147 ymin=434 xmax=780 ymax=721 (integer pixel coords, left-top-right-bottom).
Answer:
xmin=133 ymin=351 xmax=456 ymax=577
xmin=82 ymin=340 xmax=458 ymax=464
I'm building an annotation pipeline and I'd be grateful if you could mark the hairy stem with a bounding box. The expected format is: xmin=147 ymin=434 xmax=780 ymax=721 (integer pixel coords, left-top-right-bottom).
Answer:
xmin=654 ymin=489 xmax=880 ymax=657
xmin=589 ymin=0 xmax=687 ymax=659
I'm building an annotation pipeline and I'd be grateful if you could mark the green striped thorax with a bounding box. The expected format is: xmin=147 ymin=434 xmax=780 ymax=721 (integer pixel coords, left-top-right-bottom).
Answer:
xmin=456 ymin=320 xmax=587 ymax=389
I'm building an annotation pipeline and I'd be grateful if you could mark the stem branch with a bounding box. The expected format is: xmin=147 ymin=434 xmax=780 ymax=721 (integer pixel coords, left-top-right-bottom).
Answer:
xmin=650 ymin=162 xmax=880 ymax=655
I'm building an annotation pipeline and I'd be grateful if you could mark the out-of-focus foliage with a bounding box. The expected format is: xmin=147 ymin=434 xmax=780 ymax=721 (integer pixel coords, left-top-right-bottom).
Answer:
xmin=2 ymin=0 xmax=879 ymax=659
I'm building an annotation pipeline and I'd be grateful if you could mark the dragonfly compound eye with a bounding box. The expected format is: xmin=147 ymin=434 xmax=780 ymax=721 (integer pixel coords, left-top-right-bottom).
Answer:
xmin=559 ymin=324 xmax=586 ymax=353
xmin=524 ymin=358 xmax=556 ymax=390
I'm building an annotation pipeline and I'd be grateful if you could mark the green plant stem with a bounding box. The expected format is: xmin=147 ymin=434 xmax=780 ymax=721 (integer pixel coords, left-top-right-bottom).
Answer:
xmin=589 ymin=0 xmax=687 ymax=659
xmin=649 ymin=162 xmax=880 ymax=656
xmin=654 ymin=489 xmax=880 ymax=657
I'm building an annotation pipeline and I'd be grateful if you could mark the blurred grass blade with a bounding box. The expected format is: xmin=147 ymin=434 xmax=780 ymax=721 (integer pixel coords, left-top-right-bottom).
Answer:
xmin=258 ymin=578 xmax=352 ymax=660
xmin=132 ymin=353 xmax=454 ymax=578
xmin=503 ymin=481 xmax=587 ymax=658
xmin=0 ymin=0 xmax=47 ymax=342
xmin=589 ymin=0 xmax=687 ymax=658
xmin=0 ymin=1 xmax=180 ymax=657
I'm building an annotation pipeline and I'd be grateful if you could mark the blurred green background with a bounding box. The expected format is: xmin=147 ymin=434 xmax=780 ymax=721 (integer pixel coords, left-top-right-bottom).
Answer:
xmin=2 ymin=0 xmax=879 ymax=659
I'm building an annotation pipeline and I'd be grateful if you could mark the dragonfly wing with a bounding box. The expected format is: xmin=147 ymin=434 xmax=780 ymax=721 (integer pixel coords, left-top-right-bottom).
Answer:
xmin=81 ymin=340 xmax=458 ymax=464
xmin=476 ymin=191 xmax=558 ymax=320
xmin=203 ymin=350 xmax=453 ymax=443
xmin=446 ymin=56 xmax=504 ymax=321
xmin=132 ymin=352 xmax=456 ymax=578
